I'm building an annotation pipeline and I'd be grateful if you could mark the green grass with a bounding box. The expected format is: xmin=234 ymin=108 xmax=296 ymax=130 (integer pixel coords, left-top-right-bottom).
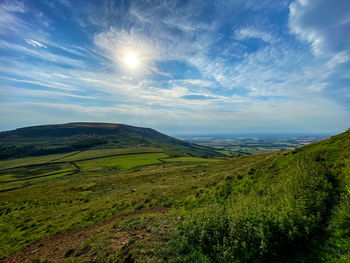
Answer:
xmin=0 ymin=152 xmax=78 ymax=170
xmin=0 ymin=147 xmax=164 ymax=171
xmin=0 ymin=171 xmax=74 ymax=192
xmin=54 ymin=147 xmax=163 ymax=162
xmin=0 ymin=162 xmax=76 ymax=192
xmin=0 ymin=150 xmax=260 ymax=258
xmin=162 ymin=157 xmax=222 ymax=163
xmin=76 ymin=153 xmax=169 ymax=171
xmin=0 ymin=130 xmax=349 ymax=262
xmin=168 ymin=131 xmax=350 ymax=263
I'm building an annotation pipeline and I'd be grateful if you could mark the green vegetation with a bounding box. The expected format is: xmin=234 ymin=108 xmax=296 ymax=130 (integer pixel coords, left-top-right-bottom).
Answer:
xmin=54 ymin=147 xmax=163 ymax=162
xmin=0 ymin=122 xmax=222 ymax=160
xmin=162 ymin=156 xmax=222 ymax=163
xmin=0 ymin=162 xmax=76 ymax=192
xmin=0 ymin=128 xmax=349 ymax=262
xmin=0 ymin=148 xmax=223 ymax=259
xmin=170 ymin=131 xmax=350 ymax=262
xmin=77 ymin=153 xmax=169 ymax=171
xmin=0 ymin=152 xmax=78 ymax=170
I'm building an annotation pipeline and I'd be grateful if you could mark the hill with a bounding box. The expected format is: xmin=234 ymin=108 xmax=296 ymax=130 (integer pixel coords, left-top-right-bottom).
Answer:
xmin=0 ymin=122 xmax=222 ymax=159
xmin=0 ymin=129 xmax=349 ymax=262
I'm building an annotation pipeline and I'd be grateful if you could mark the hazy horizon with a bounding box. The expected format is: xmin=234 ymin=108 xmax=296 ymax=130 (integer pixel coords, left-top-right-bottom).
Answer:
xmin=1 ymin=0 xmax=349 ymax=135
xmin=0 ymin=121 xmax=336 ymax=138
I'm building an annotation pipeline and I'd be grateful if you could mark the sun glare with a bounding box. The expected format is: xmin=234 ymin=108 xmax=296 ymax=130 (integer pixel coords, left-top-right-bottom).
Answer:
xmin=124 ymin=53 xmax=139 ymax=68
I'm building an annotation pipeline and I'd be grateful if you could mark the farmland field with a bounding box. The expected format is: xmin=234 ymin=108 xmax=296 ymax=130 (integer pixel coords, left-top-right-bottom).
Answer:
xmin=180 ymin=135 xmax=328 ymax=156
xmin=0 ymin=148 xmax=201 ymax=193
xmin=76 ymin=152 xmax=169 ymax=171
xmin=53 ymin=147 xmax=163 ymax=162
xmin=0 ymin=153 xmax=79 ymax=170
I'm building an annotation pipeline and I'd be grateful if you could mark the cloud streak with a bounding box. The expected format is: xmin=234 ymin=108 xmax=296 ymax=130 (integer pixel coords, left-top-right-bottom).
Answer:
xmin=25 ymin=39 xmax=47 ymax=48
xmin=0 ymin=0 xmax=349 ymax=134
xmin=289 ymin=0 xmax=350 ymax=56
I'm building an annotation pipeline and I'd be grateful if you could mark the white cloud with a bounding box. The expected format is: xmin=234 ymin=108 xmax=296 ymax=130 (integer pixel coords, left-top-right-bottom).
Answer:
xmin=0 ymin=85 xmax=97 ymax=100
xmin=235 ymin=27 xmax=275 ymax=43
xmin=25 ymin=39 xmax=47 ymax=48
xmin=1 ymin=0 xmax=349 ymax=133
xmin=0 ymin=0 xmax=25 ymax=13
xmin=289 ymin=0 xmax=350 ymax=56
xmin=0 ymin=0 xmax=25 ymax=34
xmin=0 ymin=39 xmax=84 ymax=67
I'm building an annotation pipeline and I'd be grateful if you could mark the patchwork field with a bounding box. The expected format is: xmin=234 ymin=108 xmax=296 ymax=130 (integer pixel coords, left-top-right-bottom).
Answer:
xmin=0 ymin=148 xmax=187 ymax=193
xmin=0 ymin=162 xmax=76 ymax=192
xmin=181 ymin=135 xmax=328 ymax=156
xmin=76 ymin=153 xmax=169 ymax=171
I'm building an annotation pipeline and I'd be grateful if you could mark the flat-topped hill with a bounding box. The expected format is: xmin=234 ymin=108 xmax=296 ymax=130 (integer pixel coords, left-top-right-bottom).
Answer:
xmin=0 ymin=122 xmax=222 ymax=159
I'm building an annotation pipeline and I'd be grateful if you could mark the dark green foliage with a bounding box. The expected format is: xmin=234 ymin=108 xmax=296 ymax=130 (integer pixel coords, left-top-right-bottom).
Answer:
xmin=71 ymin=137 xmax=108 ymax=149
xmin=0 ymin=145 xmax=73 ymax=159
xmin=0 ymin=122 xmax=223 ymax=160
xmin=171 ymin=130 xmax=350 ymax=263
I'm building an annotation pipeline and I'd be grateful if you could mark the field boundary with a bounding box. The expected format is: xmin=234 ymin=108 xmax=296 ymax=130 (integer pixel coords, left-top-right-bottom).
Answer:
xmin=0 ymin=151 xmax=164 ymax=172
xmin=0 ymin=151 xmax=219 ymax=193
xmin=0 ymin=152 xmax=164 ymax=193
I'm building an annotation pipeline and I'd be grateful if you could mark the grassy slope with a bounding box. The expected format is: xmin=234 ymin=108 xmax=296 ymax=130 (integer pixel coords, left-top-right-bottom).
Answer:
xmin=169 ymin=130 xmax=350 ymax=263
xmin=0 ymin=153 xmax=78 ymax=170
xmin=53 ymin=147 xmax=163 ymax=162
xmin=0 ymin=130 xmax=349 ymax=262
xmin=162 ymin=157 xmax=222 ymax=163
xmin=0 ymin=123 xmax=222 ymax=159
xmin=0 ymin=147 xmax=163 ymax=170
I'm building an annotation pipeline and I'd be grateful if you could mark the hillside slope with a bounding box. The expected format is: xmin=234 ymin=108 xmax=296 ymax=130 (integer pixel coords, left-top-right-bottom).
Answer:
xmin=0 ymin=122 xmax=222 ymax=159
xmin=0 ymin=129 xmax=348 ymax=262
xmin=172 ymin=129 xmax=350 ymax=262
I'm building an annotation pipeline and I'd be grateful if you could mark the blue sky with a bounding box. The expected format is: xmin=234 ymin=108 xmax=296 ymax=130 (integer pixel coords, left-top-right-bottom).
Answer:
xmin=0 ymin=0 xmax=349 ymax=135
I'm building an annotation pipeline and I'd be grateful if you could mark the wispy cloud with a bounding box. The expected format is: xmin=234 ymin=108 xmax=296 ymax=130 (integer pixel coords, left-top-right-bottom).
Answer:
xmin=289 ymin=0 xmax=350 ymax=57
xmin=0 ymin=0 xmax=349 ymax=133
xmin=235 ymin=27 xmax=276 ymax=43
xmin=1 ymin=0 xmax=25 ymax=12
xmin=0 ymin=39 xmax=85 ymax=67
xmin=25 ymin=39 xmax=47 ymax=48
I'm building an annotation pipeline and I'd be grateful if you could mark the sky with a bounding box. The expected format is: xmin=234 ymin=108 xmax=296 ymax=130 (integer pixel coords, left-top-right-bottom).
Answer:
xmin=0 ymin=0 xmax=349 ymax=135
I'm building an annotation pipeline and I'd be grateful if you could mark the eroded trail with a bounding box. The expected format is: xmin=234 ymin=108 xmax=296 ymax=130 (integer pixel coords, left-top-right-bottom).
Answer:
xmin=1 ymin=206 xmax=169 ymax=263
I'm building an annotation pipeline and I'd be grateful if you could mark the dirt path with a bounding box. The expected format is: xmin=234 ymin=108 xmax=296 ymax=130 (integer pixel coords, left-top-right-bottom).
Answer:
xmin=1 ymin=206 xmax=169 ymax=263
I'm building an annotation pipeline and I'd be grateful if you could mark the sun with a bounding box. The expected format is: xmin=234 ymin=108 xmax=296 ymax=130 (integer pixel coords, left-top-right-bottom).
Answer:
xmin=124 ymin=53 xmax=139 ymax=68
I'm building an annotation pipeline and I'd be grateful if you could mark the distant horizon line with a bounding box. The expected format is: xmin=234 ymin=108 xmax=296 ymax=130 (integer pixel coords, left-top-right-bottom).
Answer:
xmin=172 ymin=133 xmax=333 ymax=138
xmin=0 ymin=121 xmax=342 ymax=137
